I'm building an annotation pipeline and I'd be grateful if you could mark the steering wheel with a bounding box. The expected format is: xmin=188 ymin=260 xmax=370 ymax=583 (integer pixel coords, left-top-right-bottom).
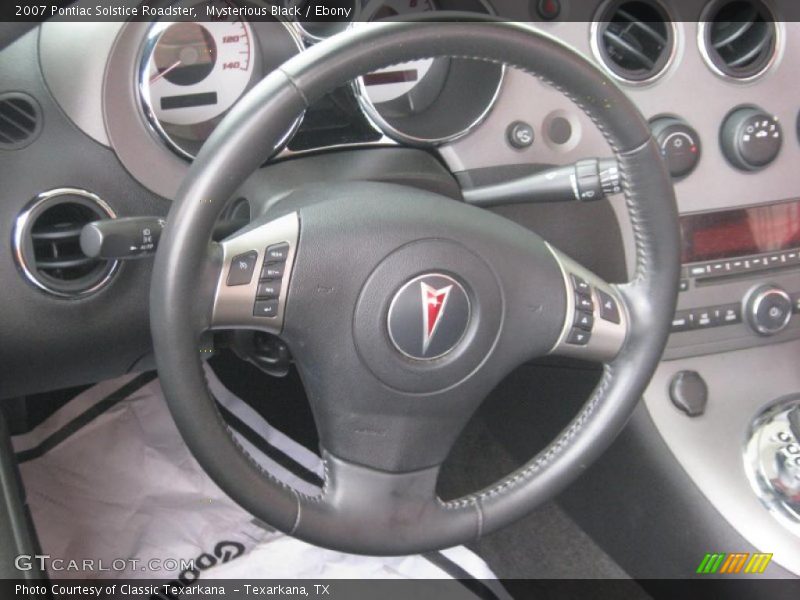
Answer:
xmin=150 ymin=20 xmax=680 ymax=555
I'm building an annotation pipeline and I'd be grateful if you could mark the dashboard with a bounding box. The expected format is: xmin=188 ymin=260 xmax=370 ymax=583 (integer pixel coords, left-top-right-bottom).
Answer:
xmin=1 ymin=0 xmax=800 ymax=577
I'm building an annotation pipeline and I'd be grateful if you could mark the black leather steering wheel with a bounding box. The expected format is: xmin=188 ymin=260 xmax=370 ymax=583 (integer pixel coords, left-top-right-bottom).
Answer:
xmin=150 ymin=21 xmax=680 ymax=555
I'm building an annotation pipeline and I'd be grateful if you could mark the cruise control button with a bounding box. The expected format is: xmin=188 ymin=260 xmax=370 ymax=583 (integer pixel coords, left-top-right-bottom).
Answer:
xmin=574 ymin=310 xmax=594 ymax=331
xmin=253 ymin=299 xmax=279 ymax=318
xmin=257 ymin=280 xmax=281 ymax=299
xmin=261 ymin=262 xmax=285 ymax=279
xmin=265 ymin=242 xmax=290 ymax=262
xmin=226 ymin=251 xmax=258 ymax=286
xmin=571 ymin=274 xmax=591 ymax=294
xmin=575 ymin=293 xmax=594 ymax=313
xmin=596 ymin=289 xmax=621 ymax=324
xmin=566 ymin=328 xmax=591 ymax=346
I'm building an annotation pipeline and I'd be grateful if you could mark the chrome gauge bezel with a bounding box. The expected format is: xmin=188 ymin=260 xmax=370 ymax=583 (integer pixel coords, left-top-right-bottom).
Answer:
xmin=137 ymin=15 xmax=305 ymax=161
xmin=352 ymin=59 xmax=505 ymax=147
xmin=290 ymin=0 xmax=359 ymax=42
xmin=351 ymin=0 xmax=504 ymax=147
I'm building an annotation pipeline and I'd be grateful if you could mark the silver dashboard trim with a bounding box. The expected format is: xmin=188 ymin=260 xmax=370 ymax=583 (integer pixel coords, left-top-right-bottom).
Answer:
xmin=645 ymin=343 xmax=800 ymax=575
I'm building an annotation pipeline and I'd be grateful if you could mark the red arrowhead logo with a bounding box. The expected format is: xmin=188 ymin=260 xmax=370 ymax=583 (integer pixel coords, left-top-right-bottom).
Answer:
xmin=421 ymin=282 xmax=453 ymax=355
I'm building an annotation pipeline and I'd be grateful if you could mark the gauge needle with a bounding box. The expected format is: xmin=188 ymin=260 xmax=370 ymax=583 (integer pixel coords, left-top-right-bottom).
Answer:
xmin=150 ymin=60 xmax=181 ymax=84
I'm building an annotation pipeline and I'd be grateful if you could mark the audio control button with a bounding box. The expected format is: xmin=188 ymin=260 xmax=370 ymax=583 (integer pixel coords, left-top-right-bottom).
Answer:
xmin=747 ymin=285 xmax=792 ymax=336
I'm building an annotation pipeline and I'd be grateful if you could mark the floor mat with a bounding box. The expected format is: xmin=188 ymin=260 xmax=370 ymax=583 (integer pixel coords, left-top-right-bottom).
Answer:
xmin=12 ymin=366 xmax=499 ymax=589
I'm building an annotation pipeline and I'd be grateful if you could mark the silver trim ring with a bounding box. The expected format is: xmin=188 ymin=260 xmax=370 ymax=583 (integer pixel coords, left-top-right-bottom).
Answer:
xmin=288 ymin=0 xmax=359 ymax=43
xmin=12 ymin=188 xmax=120 ymax=299
xmin=589 ymin=0 xmax=680 ymax=87
xmin=697 ymin=0 xmax=783 ymax=84
xmin=352 ymin=59 xmax=505 ymax=147
xmin=351 ymin=0 xmax=505 ymax=146
xmin=748 ymin=286 xmax=792 ymax=336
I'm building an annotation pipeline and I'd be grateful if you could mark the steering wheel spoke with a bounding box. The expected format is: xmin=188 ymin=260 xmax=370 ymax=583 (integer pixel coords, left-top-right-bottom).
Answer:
xmin=546 ymin=245 xmax=628 ymax=363
xmin=210 ymin=212 xmax=299 ymax=332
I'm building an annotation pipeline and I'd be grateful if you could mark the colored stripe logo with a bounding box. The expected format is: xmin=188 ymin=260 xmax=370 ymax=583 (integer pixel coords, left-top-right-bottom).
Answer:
xmin=696 ymin=552 xmax=772 ymax=574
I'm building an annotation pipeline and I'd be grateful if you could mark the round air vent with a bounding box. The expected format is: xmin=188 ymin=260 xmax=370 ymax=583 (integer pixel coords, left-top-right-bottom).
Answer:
xmin=0 ymin=92 xmax=42 ymax=150
xmin=701 ymin=0 xmax=778 ymax=80
xmin=593 ymin=0 xmax=676 ymax=83
xmin=13 ymin=189 xmax=119 ymax=297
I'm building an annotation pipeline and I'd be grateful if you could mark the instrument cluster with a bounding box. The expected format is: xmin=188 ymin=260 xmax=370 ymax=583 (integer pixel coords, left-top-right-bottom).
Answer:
xmin=138 ymin=0 xmax=503 ymax=160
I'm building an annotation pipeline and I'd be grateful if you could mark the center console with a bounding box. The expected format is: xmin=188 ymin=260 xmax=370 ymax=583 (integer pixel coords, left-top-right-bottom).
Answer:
xmin=666 ymin=198 xmax=800 ymax=359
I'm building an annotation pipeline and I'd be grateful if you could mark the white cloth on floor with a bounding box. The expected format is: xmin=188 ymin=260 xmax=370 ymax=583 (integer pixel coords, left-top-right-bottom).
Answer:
xmin=13 ymin=366 xmax=496 ymax=585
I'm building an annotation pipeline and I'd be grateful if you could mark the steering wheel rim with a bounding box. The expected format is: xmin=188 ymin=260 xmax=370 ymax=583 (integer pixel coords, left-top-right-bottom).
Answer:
xmin=150 ymin=20 xmax=680 ymax=555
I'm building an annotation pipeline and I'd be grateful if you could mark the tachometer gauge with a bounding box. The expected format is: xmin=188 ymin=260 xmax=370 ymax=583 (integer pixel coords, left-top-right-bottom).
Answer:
xmin=360 ymin=0 xmax=436 ymax=106
xmin=356 ymin=0 xmax=504 ymax=146
xmin=139 ymin=1 xmax=304 ymax=160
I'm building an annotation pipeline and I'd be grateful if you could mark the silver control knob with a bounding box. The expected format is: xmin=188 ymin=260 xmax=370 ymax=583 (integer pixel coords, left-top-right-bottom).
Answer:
xmin=745 ymin=285 xmax=792 ymax=336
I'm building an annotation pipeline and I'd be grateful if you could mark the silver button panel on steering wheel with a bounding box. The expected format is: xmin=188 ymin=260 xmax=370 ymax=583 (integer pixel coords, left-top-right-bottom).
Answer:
xmin=547 ymin=244 xmax=628 ymax=362
xmin=211 ymin=212 xmax=299 ymax=333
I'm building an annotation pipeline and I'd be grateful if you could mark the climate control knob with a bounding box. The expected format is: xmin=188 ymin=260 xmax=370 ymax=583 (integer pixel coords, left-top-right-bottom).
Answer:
xmin=721 ymin=107 xmax=782 ymax=171
xmin=650 ymin=117 xmax=701 ymax=178
xmin=745 ymin=285 xmax=792 ymax=336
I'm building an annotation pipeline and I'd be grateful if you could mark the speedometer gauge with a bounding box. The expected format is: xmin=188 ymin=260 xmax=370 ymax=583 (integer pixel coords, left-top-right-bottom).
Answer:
xmin=145 ymin=19 xmax=255 ymax=126
xmin=138 ymin=0 xmax=304 ymax=160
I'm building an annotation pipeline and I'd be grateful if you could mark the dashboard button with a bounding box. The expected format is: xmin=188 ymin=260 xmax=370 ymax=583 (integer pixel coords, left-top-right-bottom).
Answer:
xmin=574 ymin=310 xmax=594 ymax=331
xmin=575 ymin=292 xmax=593 ymax=313
xmin=689 ymin=265 xmax=708 ymax=277
xmin=253 ymin=300 xmax=279 ymax=318
xmin=570 ymin=274 xmax=591 ymax=294
xmin=507 ymin=121 xmax=535 ymax=149
xmin=671 ymin=312 xmax=691 ymax=332
xmin=695 ymin=309 xmax=713 ymax=329
xmin=720 ymin=304 xmax=742 ymax=325
xmin=566 ymin=327 xmax=590 ymax=346
xmin=226 ymin=251 xmax=258 ymax=286
xmin=265 ymin=242 xmax=290 ymax=262
xmin=747 ymin=285 xmax=792 ymax=336
xmin=256 ymin=280 xmax=281 ymax=300
xmin=261 ymin=262 xmax=285 ymax=279
xmin=536 ymin=0 xmax=561 ymax=20
xmin=596 ymin=289 xmax=621 ymax=324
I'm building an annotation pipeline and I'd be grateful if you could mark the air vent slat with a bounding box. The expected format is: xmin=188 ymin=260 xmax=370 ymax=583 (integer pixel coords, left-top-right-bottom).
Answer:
xmin=0 ymin=93 xmax=41 ymax=149
xmin=6 ymin=98 xmax=36 ymax=120
xmin=603 ymin=31 xmax=657 ymax=70
xmin=710 ymin=14 xmax=758 ymax=48
xmin=595 ymin=1 xmax=674 ymax=83
xmin=615 ymin=9 xmax=668 ymax=46
xmin=704 ymin=0 xmax=776 ymax=80
xmin=37 ymin=257 xmax=98 ymax=270
xmin=31 ymin=226 xmax=85 ymax=241
xmin=726 ymin=32 xmax=772 ymax=68
xmin=0 ymin=111 xmax=31 ymax=137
